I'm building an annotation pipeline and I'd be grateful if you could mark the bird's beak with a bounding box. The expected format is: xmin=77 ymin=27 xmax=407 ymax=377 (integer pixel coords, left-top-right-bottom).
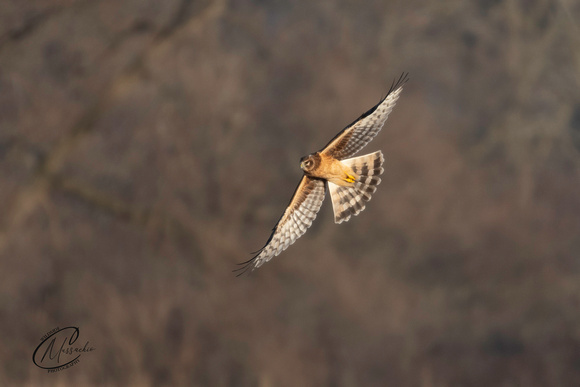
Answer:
xmin=300 ymin=161 xmax=304 ymax=169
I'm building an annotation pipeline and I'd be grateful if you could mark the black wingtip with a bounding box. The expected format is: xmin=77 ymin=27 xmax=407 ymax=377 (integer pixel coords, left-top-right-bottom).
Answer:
xmin=233 ymin=261 xmax=253 ymax=277
xmin=236 ymin=253 xmax=260 ymax=265
xmin=233 ymin=265 xmax=252 ymax=277
xmin=349 ymin=72 xmax=410 ymax=124
xmin=386 ymin=72 xmax=410 ymax=96
xmin=235 ymin=221 xmax=280 ymax=277
xmin=233 ymin=248 xmax=263 ymax=277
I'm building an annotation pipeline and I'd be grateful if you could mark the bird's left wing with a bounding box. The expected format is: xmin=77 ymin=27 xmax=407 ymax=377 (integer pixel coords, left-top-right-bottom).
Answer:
xmin=321 ymin=72 xmax=408 ymax=160
xmin=236 ymin=176 xmax=326 ymax=276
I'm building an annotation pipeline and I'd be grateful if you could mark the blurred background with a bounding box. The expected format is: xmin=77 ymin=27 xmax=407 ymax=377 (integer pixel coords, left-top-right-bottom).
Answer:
xmin=1 ymin=0 xmax=580 ymax=385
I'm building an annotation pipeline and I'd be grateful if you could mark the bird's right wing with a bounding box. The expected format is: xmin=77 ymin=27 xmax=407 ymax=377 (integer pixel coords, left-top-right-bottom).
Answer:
xmin=235 ymin=176 xmax=326 ymax=276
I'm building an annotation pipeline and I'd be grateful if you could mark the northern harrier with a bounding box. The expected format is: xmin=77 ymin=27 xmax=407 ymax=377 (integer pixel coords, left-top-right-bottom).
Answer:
xmin=236 ymin=73 xmax=408 ymax=275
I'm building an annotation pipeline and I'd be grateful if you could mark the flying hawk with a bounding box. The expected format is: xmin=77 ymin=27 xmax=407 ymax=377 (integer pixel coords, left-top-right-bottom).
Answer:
xmin=236 ymin=73 xmax=408 ymax=275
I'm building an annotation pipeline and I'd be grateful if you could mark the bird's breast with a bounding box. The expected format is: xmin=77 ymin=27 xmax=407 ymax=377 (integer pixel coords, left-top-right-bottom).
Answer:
xmin=310 ymin=155 xmax=357 ymax=187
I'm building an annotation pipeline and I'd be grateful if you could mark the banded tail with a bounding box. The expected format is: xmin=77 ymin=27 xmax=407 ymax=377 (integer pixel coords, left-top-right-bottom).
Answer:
xmin=328 ymin=151 xmax=384 ymax=224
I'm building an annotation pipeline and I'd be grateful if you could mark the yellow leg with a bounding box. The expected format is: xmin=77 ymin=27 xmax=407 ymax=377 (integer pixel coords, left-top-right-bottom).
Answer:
xmin=345 ymin=174 xmax=356 ymax=183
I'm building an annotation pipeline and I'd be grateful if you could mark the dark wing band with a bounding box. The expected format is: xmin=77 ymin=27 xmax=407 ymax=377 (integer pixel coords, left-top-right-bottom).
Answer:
xmin=235 ymin=176 xmax=326 ymax=276
xmin=321 ymin=72 xmax=408 ymax=160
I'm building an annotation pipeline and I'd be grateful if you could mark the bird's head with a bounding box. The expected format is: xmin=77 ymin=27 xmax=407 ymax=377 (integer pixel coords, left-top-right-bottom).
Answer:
xmin=300 ymin=153 xmax=319 ymax=173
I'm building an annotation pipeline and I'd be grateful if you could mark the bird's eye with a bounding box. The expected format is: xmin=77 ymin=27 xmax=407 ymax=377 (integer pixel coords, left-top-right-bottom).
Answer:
xmin=306 ymin=160 xmax=312 ymax=167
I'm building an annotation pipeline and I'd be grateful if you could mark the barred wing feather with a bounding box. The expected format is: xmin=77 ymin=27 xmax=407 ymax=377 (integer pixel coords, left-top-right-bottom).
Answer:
xmin=321 ymin=73 xmax=408 ymax=160
xmin=235 ymin=176 xmax=326 ymax=276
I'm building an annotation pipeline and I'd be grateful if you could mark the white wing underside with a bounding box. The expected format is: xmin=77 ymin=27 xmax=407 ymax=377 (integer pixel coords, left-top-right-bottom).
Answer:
xmin=236 ymin=176 xmax=326 ymax=275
